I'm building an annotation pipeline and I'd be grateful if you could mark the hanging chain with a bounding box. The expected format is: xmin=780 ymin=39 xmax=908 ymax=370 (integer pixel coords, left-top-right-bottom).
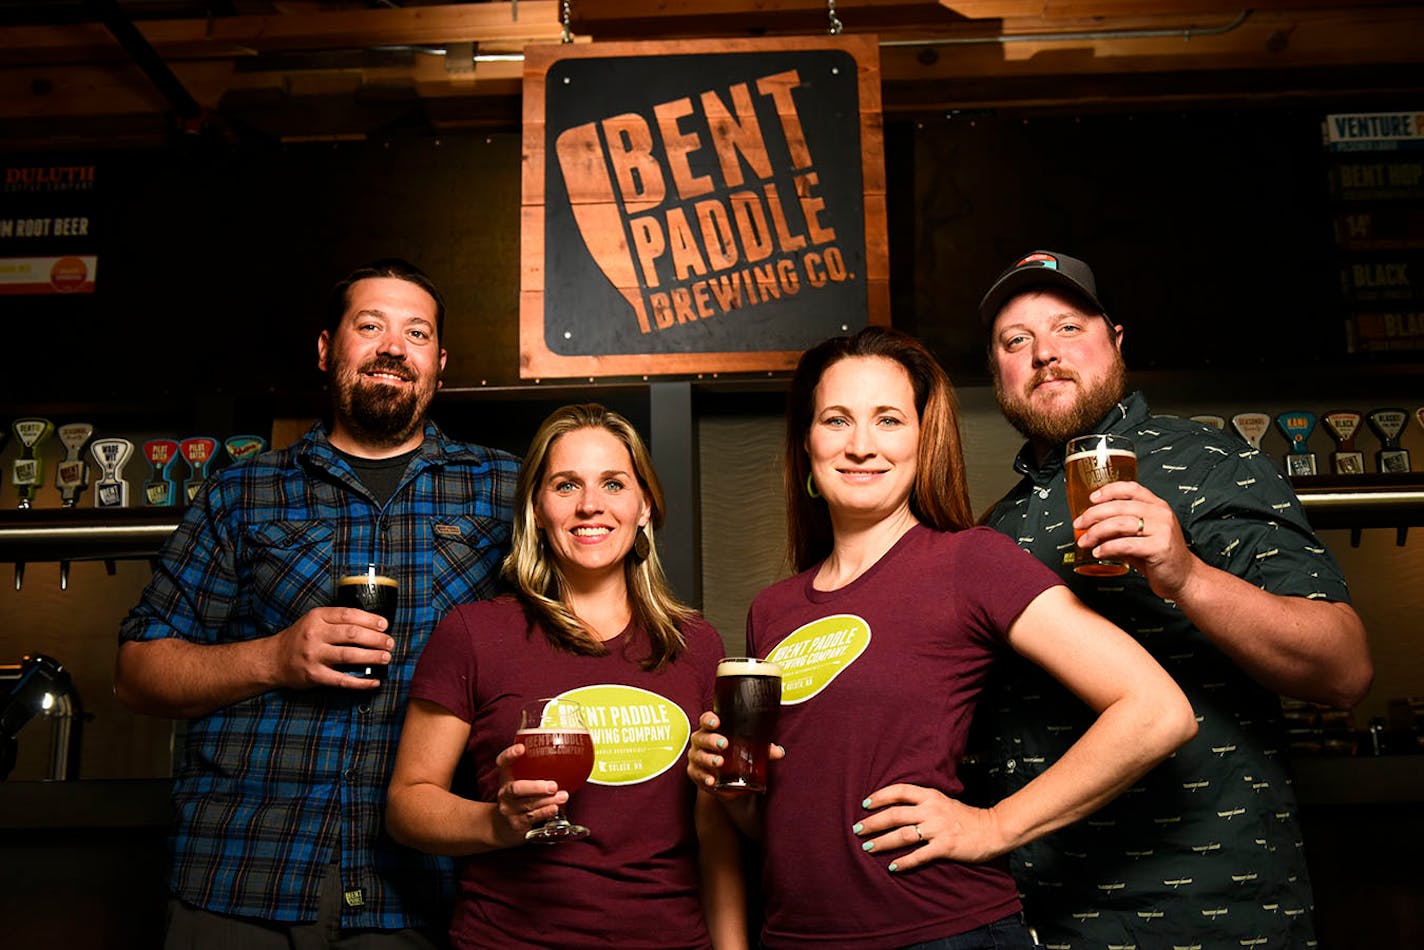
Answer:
xmin=826 ymin=0 xmax=843 ymax=35
xmin=561 ymin=0 xmax=573 ymax=43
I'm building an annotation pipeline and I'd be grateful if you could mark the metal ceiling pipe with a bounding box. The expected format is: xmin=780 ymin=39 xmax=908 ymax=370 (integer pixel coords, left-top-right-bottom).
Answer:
xmin=879 ymin=11 xmax=1252 ymax=48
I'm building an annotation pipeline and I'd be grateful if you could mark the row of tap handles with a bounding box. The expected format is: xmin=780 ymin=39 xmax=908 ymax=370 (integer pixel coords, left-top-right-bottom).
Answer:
xmin=6 ymin=419 xmax=267 ymax=510
xmin=1193 ymin=408 xmax=1421 ymax=477
xmin=4 ymin=421 xmax=268 ymax=593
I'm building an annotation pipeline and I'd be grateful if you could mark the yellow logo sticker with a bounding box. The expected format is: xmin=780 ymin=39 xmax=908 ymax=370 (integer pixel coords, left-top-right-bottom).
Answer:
xmin=559 ymin=684 xmax=691 ymax=786
xmin=764 ymin=613 xmax=871 ymax=704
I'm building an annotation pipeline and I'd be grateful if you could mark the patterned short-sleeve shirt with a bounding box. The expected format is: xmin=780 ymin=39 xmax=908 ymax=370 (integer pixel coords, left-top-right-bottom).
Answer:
xmin=980 ymin=391 xmax=1348 ymax=950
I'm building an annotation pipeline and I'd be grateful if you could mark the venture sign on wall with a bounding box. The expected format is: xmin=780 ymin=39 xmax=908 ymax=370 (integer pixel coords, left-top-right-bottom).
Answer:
xmin=521 ymin=35 xmax=888 ymax=378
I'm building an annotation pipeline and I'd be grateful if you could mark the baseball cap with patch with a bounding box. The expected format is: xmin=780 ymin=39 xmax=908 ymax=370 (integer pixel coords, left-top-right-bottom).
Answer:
xmin=978 ymin=250 xmax=1106 ymax=324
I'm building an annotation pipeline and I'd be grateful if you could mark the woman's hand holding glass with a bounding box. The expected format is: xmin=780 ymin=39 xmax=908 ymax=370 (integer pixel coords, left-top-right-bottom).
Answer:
xmin=687 ymin=711 xmax=785 ymax=837
xmin=490 ymin=741 xmax=576 ymax=845
xmin=686 ymin=711 xmax=729 ymax=790
xmin=508 ymin=698 xmax=594 ymax=843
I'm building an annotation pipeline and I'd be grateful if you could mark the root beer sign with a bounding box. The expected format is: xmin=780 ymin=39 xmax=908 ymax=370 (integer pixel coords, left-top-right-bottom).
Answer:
xmin=521 ymin=36 xmax=888 ymax=378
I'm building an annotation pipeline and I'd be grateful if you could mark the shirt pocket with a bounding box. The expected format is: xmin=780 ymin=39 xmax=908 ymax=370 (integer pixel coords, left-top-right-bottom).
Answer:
xmin=241 ymin=519 xmax=335 ymax=634
xmin=429 ymin=514 xmax=511 ymax=619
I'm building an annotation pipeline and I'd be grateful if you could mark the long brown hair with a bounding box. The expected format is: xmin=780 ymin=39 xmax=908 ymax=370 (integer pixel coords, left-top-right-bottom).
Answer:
xmin=503 ymin=403 xmax=696 ymax=671
xmin=784 ymin=327 xmax=973 ymax=572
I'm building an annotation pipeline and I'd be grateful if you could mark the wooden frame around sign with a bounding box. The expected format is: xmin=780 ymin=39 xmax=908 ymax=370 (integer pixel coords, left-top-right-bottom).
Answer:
xmin=520 ymin=34 xmax=889 ymax=379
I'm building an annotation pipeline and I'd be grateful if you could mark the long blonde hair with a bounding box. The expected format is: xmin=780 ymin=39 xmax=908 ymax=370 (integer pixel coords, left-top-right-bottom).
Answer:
xmin=502 ymin=403 xmax=696 ymax=671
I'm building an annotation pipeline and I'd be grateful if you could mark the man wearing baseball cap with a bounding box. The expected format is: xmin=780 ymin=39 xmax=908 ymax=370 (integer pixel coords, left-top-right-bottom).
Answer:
xmin=974 ymin=250 xmax=1372 ymax=948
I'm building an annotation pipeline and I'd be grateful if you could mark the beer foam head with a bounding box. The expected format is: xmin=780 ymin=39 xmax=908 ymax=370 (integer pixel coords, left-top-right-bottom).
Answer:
xmin=338 ymin=573 xmax=398 ymax=587
xmin=717 ymin=657 xmax=782 ymax=678
xmin=1064 ymin=447 xmax=1135 ymax=464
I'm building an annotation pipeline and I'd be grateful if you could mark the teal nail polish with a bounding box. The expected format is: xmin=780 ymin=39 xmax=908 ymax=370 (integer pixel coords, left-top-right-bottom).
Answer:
xmin=888 ymin=863 xmax=899 ymax=872
xmin=852 ymin=822 xmax=863 ymax=834
xmin=862 ymin=841 xmax=874 ymax=852
xmin=861 ymin=798 xmax=872 ymax=808
xmin=716 ymin=738 xmax=726 ymax=750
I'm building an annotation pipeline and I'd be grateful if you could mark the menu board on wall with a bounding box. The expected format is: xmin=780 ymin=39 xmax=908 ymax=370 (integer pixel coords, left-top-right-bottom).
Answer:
xmin=1325 ymin=111 xmax=1424 ymax=355
xmin=520 ymin=35 xmax=889 ymax=379
xmin=0 ymin=161 xmax=99 ymax=295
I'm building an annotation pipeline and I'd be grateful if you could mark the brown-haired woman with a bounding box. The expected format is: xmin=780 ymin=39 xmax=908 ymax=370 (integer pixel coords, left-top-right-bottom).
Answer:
xmin=688 ymin=327 xmax=1197 ymax=950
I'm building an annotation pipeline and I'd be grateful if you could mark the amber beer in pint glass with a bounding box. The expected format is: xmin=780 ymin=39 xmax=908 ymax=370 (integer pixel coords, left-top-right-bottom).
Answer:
xmin=713 ymin=658 xmax=782 ymax=792
xmin=333 ymin=563 xmax=398 ymax=680
xmin=512 ymin=698 xmax=595 ymax=843
xmin=1065 ymin=434 xmax=1137 ymax=576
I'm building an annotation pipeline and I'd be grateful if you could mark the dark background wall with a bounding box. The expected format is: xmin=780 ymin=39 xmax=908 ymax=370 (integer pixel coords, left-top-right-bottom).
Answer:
xmin=6 ymin=101 xmax=1377 ymax=416
xmin=7 ymin=134 xmax=524 ymax=406
xmin=898 ymin=107 xmax=1342 ymax=376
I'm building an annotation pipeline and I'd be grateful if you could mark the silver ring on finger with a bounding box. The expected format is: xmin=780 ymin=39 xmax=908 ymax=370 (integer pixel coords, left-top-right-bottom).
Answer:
xmin=913 ymin=824 xmax=923 ymax=842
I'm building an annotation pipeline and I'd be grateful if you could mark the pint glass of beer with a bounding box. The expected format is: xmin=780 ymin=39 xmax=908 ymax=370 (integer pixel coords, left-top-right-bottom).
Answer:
xmin=333 ymin=561 xmax=399 ymax=680
xmin=1065 ymin=434 xmax=1138 ymax=576
xmin=511 ymin=698 xmax=595 ymax=843
xmin=713 ymin=657 xmax=782 ymax=793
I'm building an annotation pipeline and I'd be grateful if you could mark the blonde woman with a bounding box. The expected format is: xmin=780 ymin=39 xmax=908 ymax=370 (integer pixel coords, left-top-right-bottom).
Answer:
xmin=389 ymin=404 xmax=745 ymax=949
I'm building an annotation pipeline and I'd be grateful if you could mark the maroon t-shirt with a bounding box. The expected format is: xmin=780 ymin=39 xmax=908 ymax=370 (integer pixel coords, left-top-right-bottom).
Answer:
xmin=410 ymin=596 xmax=724 ymax=950
xmin=747 ymin=525 xmax=1060 ymax=949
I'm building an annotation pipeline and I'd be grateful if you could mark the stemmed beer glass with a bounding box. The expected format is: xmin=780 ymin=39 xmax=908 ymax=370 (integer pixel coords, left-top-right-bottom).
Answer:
xmin=511 ymin=698 xmax=595 ymax=843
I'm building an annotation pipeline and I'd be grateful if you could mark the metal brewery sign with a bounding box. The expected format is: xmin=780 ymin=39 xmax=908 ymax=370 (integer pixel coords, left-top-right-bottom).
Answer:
xmin=521 ymin=35 xmax=888 ymax=378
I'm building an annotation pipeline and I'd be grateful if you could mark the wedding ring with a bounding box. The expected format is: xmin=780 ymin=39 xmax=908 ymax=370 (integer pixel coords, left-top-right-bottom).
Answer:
xmin=1136 ymin=516 xmax=1146 ymax=537
xmin=913 ymin=824 xmax=923 ymax=841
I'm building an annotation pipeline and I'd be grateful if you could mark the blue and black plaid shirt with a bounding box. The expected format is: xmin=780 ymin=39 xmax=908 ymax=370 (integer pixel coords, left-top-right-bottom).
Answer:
xmin=120 ymin=420 xmax=518 ymax=930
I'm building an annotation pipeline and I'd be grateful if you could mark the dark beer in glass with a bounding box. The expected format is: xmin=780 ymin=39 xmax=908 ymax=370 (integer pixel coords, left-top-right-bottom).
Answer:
xmin=713 ymin=657 xmax=782 ymax=792
xmin=333 ymin=565 xmax=398 ymax=680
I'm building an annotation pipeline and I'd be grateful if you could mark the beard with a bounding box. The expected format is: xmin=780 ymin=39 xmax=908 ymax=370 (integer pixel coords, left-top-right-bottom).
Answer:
xmin=994 ymin=350 xmax=1128 ymax=448
xmin=329 ymin=353 xmax=433 ymax=448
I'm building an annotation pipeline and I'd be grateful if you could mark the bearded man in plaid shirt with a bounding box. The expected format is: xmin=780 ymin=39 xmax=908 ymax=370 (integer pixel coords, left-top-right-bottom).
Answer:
xmin=118 ymin=259 xmax=518 ymax=949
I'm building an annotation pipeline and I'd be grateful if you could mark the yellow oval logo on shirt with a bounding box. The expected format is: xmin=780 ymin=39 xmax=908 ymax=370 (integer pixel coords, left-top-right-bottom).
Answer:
xmin=764 ymin=613 xmax=871 ymax=705
xmin=559 ymin=684 xmax=691 ymax=786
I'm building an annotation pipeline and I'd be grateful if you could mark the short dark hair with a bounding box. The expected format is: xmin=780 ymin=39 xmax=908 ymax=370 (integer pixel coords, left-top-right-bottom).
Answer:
xmin=784 ymin=326 xmax=974 ymax=572
xmin=324 ymin=258 xmax=446 ymax=342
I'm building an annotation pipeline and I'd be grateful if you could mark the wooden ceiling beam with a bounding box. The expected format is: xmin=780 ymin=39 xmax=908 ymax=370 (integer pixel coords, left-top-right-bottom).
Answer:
xmin=563 ymin=0 xmax=1421 ymax=38
xmin=878 ymin=6 xmax=1424 ymax=82
xmin=0 ymin=1 xmax=565 ymax=65
xmin=1 ymin=0 xmax=1420 ymax=140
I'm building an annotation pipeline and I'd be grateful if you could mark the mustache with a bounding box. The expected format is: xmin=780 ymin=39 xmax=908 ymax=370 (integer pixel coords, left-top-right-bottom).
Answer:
xmin=357 ymin=356 xmax=415 ymax=381
xmin=1027 ymin=366 xmax=1078 ymax=392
